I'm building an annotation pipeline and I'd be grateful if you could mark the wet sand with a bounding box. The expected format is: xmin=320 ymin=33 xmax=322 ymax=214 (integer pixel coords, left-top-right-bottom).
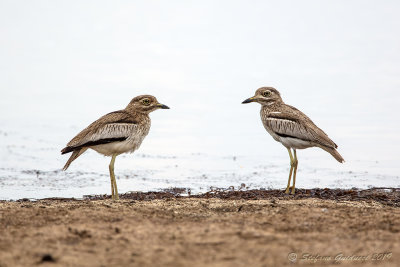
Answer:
xmin=1 ymin=188 xmax=400 ymax=266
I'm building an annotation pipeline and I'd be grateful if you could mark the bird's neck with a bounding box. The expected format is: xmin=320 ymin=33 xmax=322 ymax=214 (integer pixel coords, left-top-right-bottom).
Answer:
xmin=125 ymin=109 xmax=151 ymax=122
xmin=260 ymin=100 xmax=283 ymax=111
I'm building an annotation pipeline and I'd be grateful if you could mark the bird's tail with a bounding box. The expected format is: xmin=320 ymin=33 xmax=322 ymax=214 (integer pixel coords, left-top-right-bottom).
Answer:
xmin=62 ymin=148 xmax=87 ymax=170
xmin=320 ymin=146 xmax=345 ymax=163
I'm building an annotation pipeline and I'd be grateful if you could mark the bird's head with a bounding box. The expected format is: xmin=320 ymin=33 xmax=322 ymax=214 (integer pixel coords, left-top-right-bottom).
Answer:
xmin=242 ymin=87 xmax=282 ymax=106
xmin=126 ymin=95 xmax=170 ymax=113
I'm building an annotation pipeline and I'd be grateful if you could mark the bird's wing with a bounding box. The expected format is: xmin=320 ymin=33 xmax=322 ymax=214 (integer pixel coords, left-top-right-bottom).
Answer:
xmin=61 ymin=110 xmax=139 ymax=154
xmin=265 ymin=106 xmax=338 ymax=149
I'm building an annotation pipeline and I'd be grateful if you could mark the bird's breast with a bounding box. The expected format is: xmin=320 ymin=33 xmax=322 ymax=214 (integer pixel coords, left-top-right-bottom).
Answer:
xmin=91 ymin=123 xmax=151 ymax=156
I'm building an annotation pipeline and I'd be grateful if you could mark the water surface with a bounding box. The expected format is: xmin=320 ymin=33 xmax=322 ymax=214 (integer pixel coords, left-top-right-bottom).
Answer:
xmin=1 ymin=1 xmax=400 ymax=199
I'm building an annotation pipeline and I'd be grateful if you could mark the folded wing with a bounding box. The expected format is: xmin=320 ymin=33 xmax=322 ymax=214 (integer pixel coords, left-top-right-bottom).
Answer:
xmin=265 ymin=111 xmax=338 ymax=149
xmin=61 ymin=110 xmax=139 ymax=154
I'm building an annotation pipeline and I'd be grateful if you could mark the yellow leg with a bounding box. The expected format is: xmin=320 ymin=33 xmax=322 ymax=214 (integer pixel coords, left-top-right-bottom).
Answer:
xmin=285 ymin=148 xmax=294 ymax=194
xmin=109 ymin=157 xmax=115 ymax=200
xmin=110 ymin=173 xmax=115 ymax=200
xmin=113 ymin=175 xmax=119 ymax=201
xmin=108 ymin=159 xmax=114 ymax=199
xmin=109 ymin=155 xmax=119 ymax=201
xmin=291 ymin=149 xmax=298 ymax=195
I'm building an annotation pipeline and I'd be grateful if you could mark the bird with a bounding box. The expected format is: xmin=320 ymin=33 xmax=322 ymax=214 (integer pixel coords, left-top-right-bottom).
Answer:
xmin=242 ymin=87 xmax=344 ymax=195
xmin=61 ymin=95 xmax=169 ymax=200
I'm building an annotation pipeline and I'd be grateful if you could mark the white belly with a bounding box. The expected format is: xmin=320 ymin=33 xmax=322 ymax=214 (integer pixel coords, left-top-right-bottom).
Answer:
xmin=278 ymin=136 xmax=313 ymax=149
xmin=263 ymin=123 xmax=313 ymax=150
xmin=91 ymin=139 xmax=140 ymax=156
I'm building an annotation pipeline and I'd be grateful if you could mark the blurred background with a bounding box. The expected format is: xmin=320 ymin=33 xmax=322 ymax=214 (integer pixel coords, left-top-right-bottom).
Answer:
xmin=1 ymin=0 xmax=400 ymax=199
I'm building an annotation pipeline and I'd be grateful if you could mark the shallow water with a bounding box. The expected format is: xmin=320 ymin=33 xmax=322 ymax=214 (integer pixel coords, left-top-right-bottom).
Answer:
xmin=1 ymin=1 xmax=400 ymax=199
xmin=0 ymin=117 xmax=399 ymax=200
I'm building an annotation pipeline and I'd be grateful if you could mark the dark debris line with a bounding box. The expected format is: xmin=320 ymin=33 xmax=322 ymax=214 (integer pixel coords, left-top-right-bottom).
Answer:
xmin=194 ymin=188 xmax=400 ymax=207
xmin=79 ymin=187 xmax=400 ymax=207
xmin=14 ymin=188 xmax=400 ymax=207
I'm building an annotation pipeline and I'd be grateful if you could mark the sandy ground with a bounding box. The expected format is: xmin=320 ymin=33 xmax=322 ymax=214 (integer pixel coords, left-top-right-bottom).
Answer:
xmin=0 ymin=189 xmax=400 ymax=267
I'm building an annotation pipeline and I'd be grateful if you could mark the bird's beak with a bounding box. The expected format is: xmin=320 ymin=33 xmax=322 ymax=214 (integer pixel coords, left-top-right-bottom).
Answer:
xmin=242 ymin=96 xmax=256 ymax=104
xmin=157 ymin=103 xmax=170 ymax=109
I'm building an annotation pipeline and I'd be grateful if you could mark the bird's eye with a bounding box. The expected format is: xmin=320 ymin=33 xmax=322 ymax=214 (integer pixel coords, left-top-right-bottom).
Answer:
xmin=263 ymin=91 xmax=271 ymax=97
xmin=142 ymin=99 xmax=151 ymax=105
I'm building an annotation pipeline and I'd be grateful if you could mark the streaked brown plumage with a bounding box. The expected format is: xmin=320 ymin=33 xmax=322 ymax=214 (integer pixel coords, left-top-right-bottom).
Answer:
xmin=242 ymin=87 xmax=344 ymax=194
xmin=61 ymin=95 xmax=169 ymax=200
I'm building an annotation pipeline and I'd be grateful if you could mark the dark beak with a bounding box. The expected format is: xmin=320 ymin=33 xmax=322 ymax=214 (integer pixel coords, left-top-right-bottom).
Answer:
xmin=158 ymin=103 xmax=170 ymax=109
xmin=242 ymin=97 xmax=255 ymax=104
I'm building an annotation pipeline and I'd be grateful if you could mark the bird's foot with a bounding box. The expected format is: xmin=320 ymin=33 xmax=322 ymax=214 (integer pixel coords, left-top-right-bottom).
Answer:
xmin=284 ymin=186 xmax=295 ymax=195
xmin=110 ymin=194 xmax=119 ymax=201
xmin=284 ymin=187 xmax=291 ymax=194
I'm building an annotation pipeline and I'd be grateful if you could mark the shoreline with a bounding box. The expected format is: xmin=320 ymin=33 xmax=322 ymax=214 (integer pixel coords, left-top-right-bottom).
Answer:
xmin=7 ymin=187 xmax=400 ymax=206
